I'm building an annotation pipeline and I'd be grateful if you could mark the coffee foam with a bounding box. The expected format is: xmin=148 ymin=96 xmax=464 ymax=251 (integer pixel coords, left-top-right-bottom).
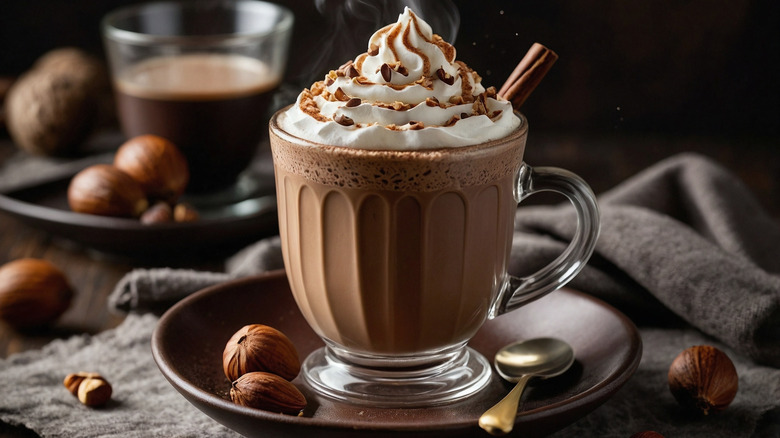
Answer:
xmin=270 ymin=111 xmax=528 ymax=192
xmin=116 ymin=54 xmax=280 ymax=101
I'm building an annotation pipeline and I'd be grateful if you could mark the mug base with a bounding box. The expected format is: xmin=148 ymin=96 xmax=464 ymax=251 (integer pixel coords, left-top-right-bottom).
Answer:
xmin=301 ymin=345 xmax=492 ymax=407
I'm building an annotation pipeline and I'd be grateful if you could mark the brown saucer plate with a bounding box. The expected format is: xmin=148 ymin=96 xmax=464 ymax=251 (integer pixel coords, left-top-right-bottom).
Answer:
xmin=0 ymin=170 xmax=277 ymax=259
xmin=152 ymin=270 xmax=642 ymax=437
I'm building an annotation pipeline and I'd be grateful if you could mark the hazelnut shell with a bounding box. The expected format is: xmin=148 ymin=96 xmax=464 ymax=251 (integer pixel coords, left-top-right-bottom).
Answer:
xmin=0 ymin=258 xmax=73 ymax=328
xmin=230 ymin=371 xmax=306 ymax=414
xmin=223 ymin=324 xmax=301 ymax=382
xmin=668 ymin=345 xmax=738 ymax=414
xmin=67 ymin=164 xmax=149 ymax=217
xmin=5 ymin=68 xmax=97 ymax=156
xmin=33 ymin=47 xmax=108 ymax=92
xmin=114 ymin=135 xmax=189 ymax=203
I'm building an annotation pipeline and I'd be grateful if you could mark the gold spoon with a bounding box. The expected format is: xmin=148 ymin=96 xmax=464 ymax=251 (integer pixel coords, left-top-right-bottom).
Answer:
xmin=478 ymin=337 xmax=575 ymax=435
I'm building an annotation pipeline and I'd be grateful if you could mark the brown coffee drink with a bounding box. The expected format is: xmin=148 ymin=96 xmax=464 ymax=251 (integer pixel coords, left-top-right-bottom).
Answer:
xmin=270 ymin=112 xmax=528 ymax=355
xmin=115 ymin=54 xmax=280 ymax=192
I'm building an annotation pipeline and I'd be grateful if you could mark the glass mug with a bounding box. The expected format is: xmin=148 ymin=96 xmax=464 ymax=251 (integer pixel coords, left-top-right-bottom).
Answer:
xmin=102 ymin=0 xmax=293 ymax=193
xmin=269 ymin=110 xmax=600 ymax=406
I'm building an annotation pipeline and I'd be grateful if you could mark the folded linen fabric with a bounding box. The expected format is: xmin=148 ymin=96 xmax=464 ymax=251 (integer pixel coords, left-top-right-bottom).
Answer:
xmin=509 ymin=152 xmax=780 ymax=367
xmin=108 ymin=236 xmax=284 ymax=314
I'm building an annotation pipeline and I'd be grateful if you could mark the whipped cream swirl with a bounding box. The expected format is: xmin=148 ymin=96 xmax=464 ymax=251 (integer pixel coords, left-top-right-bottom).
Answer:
xmin=278 ymin=7 xmax=520 ymax=149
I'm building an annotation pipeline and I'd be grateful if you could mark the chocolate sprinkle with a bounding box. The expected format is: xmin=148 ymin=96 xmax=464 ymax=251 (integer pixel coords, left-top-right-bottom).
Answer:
xmin=437 ymin=67 xmax=455 ymax=86
xmin=368 ymin=44 xmax=379 ymax=56
xmin=345 ymin=98 xmax=361 ymax=107
xmin=381 ymin=63 xmax=392 ymax=82
xmin=334 ymin=114 xmax=354 ymax=126
xmin=334 ymin=87 xmax=350 ymax=102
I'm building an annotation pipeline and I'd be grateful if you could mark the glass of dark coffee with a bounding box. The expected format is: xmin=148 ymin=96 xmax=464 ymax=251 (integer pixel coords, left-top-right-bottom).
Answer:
xmin=102 ymin=1 xmax=293 ymax=193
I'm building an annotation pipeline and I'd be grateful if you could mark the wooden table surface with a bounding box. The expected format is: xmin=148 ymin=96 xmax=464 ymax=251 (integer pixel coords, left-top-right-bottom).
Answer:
xmin=0 ymin=130 xmax=778 ymax=437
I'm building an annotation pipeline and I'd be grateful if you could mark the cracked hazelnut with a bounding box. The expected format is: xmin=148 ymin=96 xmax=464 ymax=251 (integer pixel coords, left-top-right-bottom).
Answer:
xmin=230 ymin=371 xmax=306 ymax=414
xmin=223 ymin=324 xmax=300 ymax=382
xmin=0 ymin=258 xmax=73 ymax=329
xmin=64 ymin=372 xmax=112 ymax=407
xmin=668 ymin=345 xmax=738 ymax=415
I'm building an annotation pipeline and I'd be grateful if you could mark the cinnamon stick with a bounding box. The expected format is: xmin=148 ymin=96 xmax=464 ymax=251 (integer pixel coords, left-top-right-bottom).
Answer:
xmin=499 ymin=43 xmax=558 ymax=110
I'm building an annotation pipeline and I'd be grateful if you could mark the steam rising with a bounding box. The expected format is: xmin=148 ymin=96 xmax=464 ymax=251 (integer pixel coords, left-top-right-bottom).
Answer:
xmin=302 ymin=0 xmax=460 ymax=85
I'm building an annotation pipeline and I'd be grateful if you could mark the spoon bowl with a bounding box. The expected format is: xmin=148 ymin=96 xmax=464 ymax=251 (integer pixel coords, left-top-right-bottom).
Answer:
xmin=479 ymin=337 xmax=575 ymax=435
xmin=494 ymin=337 xmax=575 ymax=382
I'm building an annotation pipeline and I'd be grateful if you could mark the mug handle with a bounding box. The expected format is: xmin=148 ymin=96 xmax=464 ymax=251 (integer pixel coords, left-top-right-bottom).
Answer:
xmin=490 ymin=163 xmax=600 ymax=318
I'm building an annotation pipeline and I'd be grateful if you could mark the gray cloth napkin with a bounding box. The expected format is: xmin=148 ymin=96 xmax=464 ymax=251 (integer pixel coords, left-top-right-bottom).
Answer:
xmin=0 ymin=314 xmax=239 ymax=438
xmin=1 ymin=152 xmax=779 ymax=437
xmin=510 ymin=152 xmax=780 ymax=367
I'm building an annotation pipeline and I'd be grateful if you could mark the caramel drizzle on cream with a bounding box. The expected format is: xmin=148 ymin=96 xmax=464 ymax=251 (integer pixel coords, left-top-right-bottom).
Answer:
xmin=405 ymin=15 xmax=431 ymax=77
xmin=298 ymin=9 xmax=500 ymax=126
xmin=355 ymin=53 xmax=368 ymax=75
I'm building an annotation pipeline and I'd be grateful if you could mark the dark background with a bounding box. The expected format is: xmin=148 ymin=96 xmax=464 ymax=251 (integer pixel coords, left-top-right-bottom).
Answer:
xmin=1 ymin=0 xmax=779 ymax=214
xmin=1 ymin=0 xmax=778 ymax=138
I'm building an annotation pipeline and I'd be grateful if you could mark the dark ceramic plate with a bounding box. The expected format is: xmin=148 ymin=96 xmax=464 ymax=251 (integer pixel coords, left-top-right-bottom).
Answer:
xmin=152 ymin=270 xmax=642 ymax=437
xmin=0 ymin=164 xmax=278 ymax=259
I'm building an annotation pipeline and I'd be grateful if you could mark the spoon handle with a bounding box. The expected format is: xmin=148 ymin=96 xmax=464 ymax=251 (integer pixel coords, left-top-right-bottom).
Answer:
xmin=478 ymin=374 xmax=533 ymax=435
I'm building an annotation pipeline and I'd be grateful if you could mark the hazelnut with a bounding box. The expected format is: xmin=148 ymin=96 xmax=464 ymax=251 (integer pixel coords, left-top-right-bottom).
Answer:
xmin=668 ymin=345 xmax=738 ymax=415
xmin=33 ymin=47 xmax=108 ymax=91
xmin=0 ymin=258 xmax=73 ymax=329
xmin=67 ymin=164 xmax=149 ymax=217
xmin=173 ymin=202 xmax=199 ymax=223
xmin=114 ymin=135 xmax=189 ymax=203
xmin=230 ymin=372 xmax=306 ymax=415
xmin=140 ymin=201 xmax=173 ymax=225
xmin=5 ymin=48 xmax=106 ymax=156
xmin=63 ymin=372 xmax=112 ymax=407
xmin=5 ymin=69 xmax=96 ymax=156
xmin=223 ymin=324 xmax=300 ymax=382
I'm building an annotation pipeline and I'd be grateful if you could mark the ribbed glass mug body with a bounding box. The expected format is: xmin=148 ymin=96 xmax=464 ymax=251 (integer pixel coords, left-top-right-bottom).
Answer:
xmin=270 ymin=111 xmax=526 ymax=358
